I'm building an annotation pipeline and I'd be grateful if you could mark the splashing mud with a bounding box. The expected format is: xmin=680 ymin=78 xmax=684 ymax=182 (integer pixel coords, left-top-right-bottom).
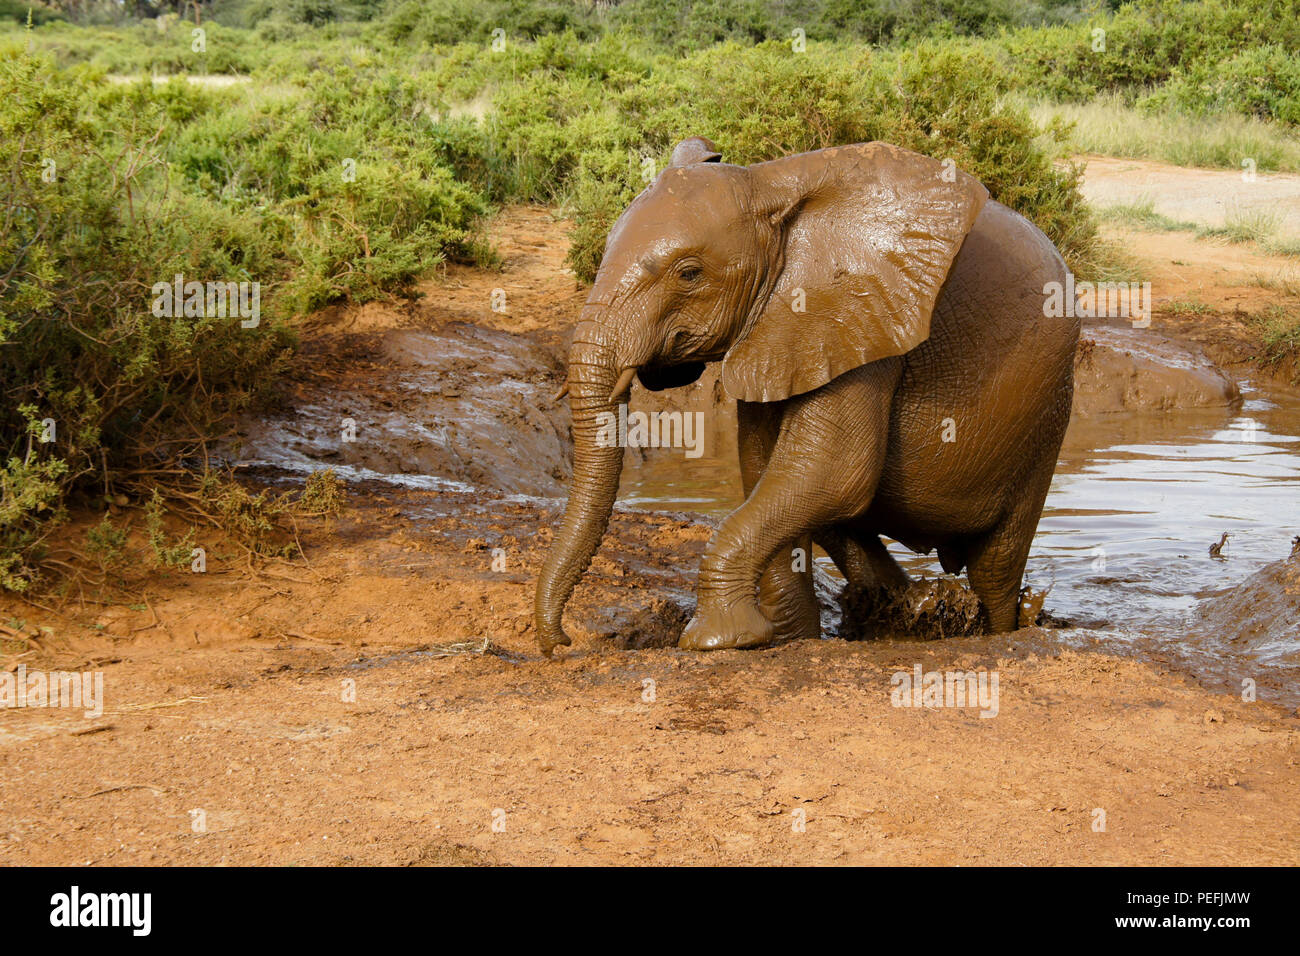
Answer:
xmin=840 ymin=577 xmax=986 ymax=641
xmin=227 ymin=316 xmax=1300 ymax=704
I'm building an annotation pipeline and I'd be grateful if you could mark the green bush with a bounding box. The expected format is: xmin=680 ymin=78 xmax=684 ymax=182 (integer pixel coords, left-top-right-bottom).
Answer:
xmin=380 ymin=0 xmax=603 ymax=45
xmin=0 ymin=50 xmax=290 ymax=587
xmin=0 ymin=1 xmax=63 ymax=26
xmin=9 ymin=1 xmax=1297 ymax=126
xmin=1003 ymin=0 xmax=1300 ymax=114
xmin=1140 ymin=45 xmax=1300 ymax=126
xmin=8 ymin=19 xmax=265 ymax=74
xmin=162 ymin=67 xmax=492 ymax=308
xmin=468 ymin=39 xmax=1103 ymax=282
xmin=0 ymin=44 xmax=493 ymax=588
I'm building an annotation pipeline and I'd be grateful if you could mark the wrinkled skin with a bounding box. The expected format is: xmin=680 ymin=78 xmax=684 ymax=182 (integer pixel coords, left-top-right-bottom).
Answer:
xmin=535 ymin=139 xmax=1078 ymax=654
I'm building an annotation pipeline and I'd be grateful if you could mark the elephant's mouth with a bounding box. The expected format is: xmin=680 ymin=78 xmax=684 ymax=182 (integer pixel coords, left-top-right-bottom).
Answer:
xmin=636 ymin=361 xmax=707 ymax=392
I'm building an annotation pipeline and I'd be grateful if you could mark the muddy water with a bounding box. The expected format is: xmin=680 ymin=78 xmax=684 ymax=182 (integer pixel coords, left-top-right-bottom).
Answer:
xmin=622 ymin=390 xmax=1300 ymax=631
xmin=1031 ymin=384 xmax=1300 ymax=630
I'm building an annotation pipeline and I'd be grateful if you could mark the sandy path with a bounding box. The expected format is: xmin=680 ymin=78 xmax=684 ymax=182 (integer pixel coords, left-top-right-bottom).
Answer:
xmin=1078 ymin=155 xmax=1300 ymax=238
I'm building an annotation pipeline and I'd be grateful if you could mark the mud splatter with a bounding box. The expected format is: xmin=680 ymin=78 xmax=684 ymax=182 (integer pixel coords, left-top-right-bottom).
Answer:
xmin=839 ymin=576 xmax=986 ymax=641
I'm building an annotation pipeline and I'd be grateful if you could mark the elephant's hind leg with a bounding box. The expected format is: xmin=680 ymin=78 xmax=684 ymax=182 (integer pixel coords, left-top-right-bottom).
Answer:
xmin=737 ymin=401 xmax=820 ymax=644
xmin=965 ymin=398 xmax=1065 ymax=632
xmin=965 ymin=482 xmax=1052 ymax=633
xmin=817 ymin=527 xmax=910 ymax=593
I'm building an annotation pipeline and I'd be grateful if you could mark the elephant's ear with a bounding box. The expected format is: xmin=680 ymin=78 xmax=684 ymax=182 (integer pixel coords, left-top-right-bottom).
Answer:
xmin=721 ymin=143 xmax=989 ymax=403
xmin=669 ymin=137 xmax=722 ymax=167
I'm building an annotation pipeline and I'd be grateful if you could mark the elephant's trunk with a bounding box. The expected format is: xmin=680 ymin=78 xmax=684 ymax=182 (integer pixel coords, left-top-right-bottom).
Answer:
xmin=535 ymin=321 xmax=628 ymax=655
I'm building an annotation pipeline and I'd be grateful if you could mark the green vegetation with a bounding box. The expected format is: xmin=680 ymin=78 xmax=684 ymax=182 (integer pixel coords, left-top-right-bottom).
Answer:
xmin=1096 ymin=196 xmax=1198 ymax=231
xmin=0 ymin=37 xmax=481 ymax=589
xmin=2 ymin=0 xmax=1297 ymax=589
xmin=1027 ymin=95 xmax=1300 ymax=173
xmin=1099 ymin=198 xmax=1299 ymax=258
xmin=1165 ymin=298 xmax=1213 ymax=315
xmin=1198 ymin=208 xmax=1283 ymax=246
xmin=1253 ymin=306 xmax=1300 ymax=382
xmin=1266 ymin=237 xmax=1300 ymax=258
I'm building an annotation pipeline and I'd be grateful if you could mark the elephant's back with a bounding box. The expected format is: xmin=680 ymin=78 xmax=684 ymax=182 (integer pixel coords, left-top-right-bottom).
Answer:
xmin=928 ymin=199 xmax=1075 ymax=357
xmin=877 ymin=200 xmax=1077 ymax=538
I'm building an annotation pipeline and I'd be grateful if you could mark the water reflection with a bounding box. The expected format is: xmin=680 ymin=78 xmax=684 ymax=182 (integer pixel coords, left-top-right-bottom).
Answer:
xmin=1028 ymin=385 xmax=1300 ymax=634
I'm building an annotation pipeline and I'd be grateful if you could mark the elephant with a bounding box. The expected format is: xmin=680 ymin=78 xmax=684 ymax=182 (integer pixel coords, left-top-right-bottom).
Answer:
xmin=535 ymin=137 xmax=1078 ymax=654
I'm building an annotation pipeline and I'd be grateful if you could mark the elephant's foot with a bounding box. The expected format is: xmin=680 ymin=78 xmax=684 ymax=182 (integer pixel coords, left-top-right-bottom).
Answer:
xmin=679 ymin=599 xmax=774 ymax=651
xmin=758 ymin=590 xmax=820 ymax=643
xmin=757 ymin=553 xmax=821 ymax=643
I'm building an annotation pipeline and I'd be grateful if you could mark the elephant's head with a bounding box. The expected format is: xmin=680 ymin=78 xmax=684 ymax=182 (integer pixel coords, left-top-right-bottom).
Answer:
xmin=535 ymin=138 xmax=989 ymax=654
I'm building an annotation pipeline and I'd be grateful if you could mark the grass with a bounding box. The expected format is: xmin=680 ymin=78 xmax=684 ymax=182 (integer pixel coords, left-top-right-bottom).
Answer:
xmin=1198 ymin=209 xmax=1283 ymax=245
xmin=1026 ymin=94 xmax=1300 ymax=173
xmin=1265 ymin=237 xmax=1300 ymax=259
xmin=1099 ymin=197 xmax=1300 ymax=258
xmin=1096 ymin=196 xmax=1198 ymax=232
xmin=1166 ymin=298 xmax=1214 ymax=316
xmin=1077 ymin=242 xmax=1144 ymax=285
xmin=1248 ymin=272 xmax=1300 ymax=297
xmin=1252 ymin=306 xmax=1300 ymax=381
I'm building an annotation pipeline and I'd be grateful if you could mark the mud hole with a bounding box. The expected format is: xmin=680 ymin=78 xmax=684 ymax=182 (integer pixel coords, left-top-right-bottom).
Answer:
xmin=2 ymin=204 xmax=1298 ymax=866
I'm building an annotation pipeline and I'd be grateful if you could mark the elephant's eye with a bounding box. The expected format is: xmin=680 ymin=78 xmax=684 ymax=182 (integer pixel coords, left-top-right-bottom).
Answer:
xmin=678 ymin=264 xmax=702 ymax=283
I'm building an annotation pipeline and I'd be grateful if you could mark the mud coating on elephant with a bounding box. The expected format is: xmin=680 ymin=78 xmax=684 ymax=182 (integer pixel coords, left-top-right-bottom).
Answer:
xmin=535 ymin=138 xmax=1078 ymax=655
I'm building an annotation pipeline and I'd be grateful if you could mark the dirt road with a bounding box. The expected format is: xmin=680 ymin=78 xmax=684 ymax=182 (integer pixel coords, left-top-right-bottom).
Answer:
xmin=1078 ymin=154 xmax=1300 ymax=239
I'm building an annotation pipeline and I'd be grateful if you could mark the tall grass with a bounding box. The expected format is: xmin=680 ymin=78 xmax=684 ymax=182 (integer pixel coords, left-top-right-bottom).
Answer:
xmin=1026 ymin=94 xmax=1300 ymax=172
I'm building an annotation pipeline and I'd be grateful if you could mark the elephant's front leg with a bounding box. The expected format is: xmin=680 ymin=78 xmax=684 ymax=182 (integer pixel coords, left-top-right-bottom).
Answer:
xmin=681 ymin=361 xmax=900 ymax=650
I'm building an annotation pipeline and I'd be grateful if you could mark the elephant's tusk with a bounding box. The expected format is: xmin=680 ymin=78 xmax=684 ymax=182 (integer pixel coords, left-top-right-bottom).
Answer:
xmin=551 ymin=382 xmax=570 ymax=403
xmin=607 ymin=367 xmax=638 ymax=404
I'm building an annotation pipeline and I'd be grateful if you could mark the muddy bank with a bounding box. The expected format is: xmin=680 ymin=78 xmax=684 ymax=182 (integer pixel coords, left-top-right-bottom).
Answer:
xmin=235 ymin=324 xmax=572 ymax=497
xmin=1073 ymin=324 xmax=1240 ymax=416
xmin=235 ymin=320 xmax=739 ymax=501
xmin=1197 ymin=554 xmax=1300 ymax=671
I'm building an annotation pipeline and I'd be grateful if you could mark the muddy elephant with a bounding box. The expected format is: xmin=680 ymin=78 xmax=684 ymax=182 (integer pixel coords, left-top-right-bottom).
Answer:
xmin=535 ymin=137 xmax=1078 ymax=654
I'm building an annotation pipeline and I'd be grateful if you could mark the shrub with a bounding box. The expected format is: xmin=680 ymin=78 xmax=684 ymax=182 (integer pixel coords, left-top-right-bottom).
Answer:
xmin=1003 ymin=0 xmax=1300 ymax=115
xmin=1140 ymin=45 xmax=1300 ymax=126
xmin=488 ymin=40 xmax=1107 ymax=282
xmin=0 ymin=46 xmax=489 ymax=587
xmin=0 ymin=49 xmax=299 ymax=588
xmin=0 ymin=1 xmax=63 ymax=26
